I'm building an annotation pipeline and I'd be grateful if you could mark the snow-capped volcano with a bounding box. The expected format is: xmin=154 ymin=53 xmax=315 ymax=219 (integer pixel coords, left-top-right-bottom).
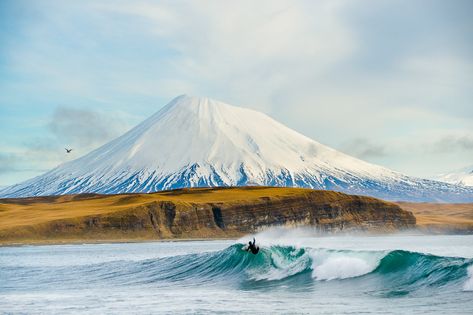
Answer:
xmin=435 ymin=165 xmax=473 ymax=187
xmin=1 ymin=95 xmax=472 ymax=202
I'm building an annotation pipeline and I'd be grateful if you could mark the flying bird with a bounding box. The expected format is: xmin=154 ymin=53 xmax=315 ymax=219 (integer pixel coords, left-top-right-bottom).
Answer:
xmin=65 ymin=148 xmax=72 ymax=153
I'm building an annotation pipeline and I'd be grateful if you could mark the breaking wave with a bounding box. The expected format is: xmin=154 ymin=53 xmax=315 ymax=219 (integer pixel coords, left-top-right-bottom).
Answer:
xmin=23 ymin=243 xmax=471 ymax=294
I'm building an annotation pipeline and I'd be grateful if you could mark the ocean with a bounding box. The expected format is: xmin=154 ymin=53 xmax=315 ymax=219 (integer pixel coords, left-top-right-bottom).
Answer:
xmin=1 ymin=231 xmax=472 ymax=314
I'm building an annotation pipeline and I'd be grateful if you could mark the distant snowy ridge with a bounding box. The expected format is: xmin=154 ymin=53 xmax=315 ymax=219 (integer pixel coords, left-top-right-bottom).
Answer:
xmin=1 ymin=95 xmax=473 ymax=202
xmin=435 ymin=165 xmax=473 ymax=187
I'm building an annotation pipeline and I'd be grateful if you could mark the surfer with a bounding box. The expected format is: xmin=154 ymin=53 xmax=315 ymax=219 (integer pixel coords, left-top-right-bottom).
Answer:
xmin=246 ymin=238 xmax=259 ymax=255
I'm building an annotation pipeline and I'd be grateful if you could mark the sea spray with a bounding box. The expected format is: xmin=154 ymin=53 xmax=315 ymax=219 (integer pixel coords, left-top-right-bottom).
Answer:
xmin=2 ymin=236 xmax=473 ymax=314
xmin=45 ymin=244 xmax=470 ymax=291
xmin=464 ymin=265 xmax=473 ymax=291
xmin=310 ymin=249 xmax=383 ymax=280
xmin=248 ymin=246 xmax=311 ymax=281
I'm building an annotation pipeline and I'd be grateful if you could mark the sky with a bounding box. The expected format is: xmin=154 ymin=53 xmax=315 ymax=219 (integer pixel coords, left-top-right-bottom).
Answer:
xmin=0 ymin=0 xmax=472 ymax=186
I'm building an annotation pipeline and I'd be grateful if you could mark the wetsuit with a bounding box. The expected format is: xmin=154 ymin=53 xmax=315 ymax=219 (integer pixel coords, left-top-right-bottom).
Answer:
xmin=247 ymin=238 xmax=260 ymax=254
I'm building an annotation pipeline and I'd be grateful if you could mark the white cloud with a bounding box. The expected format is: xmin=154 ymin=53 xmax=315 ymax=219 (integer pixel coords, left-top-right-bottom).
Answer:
xmin=1 ymin=0 xmax=472 ymax=184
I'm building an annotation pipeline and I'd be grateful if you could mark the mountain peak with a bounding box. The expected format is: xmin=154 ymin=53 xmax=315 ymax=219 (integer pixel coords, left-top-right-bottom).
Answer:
xmin=435 ymin=165 xmax=473 ymax=186
xmin=151 ymin=94 xmax=242 ymax=125
xmin=1 ymin=95 xmax=473 ymax=202
xmin=167 ymin=94 xmax=231 ymax=110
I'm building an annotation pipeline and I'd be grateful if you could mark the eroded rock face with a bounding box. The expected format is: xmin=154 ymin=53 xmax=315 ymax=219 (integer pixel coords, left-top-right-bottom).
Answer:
xmin=0 ymin=189 xmax=416 ymax=243
xmin=45 ymin=192 xmax=415 ymax=240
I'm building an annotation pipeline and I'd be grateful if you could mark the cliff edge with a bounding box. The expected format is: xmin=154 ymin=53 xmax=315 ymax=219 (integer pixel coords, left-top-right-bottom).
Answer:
xmin=0 ymin=187 xmax=416 ymax=245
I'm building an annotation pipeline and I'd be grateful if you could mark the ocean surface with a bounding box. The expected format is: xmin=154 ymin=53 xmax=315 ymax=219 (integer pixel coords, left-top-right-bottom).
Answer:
xmin=1 ymin=231 xmax=473 ymax=314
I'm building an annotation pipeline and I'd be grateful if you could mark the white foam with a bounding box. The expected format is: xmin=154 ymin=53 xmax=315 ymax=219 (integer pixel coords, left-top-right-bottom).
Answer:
xmin=463 ymin=265 xmax=473 ymax=291
xmin=240 ymin=228 xmax=473 ymax=259
xmin=310 ymin=250 xmax=382 ymax=281
xmin=249 ymin=247 xmax=311 ymax=281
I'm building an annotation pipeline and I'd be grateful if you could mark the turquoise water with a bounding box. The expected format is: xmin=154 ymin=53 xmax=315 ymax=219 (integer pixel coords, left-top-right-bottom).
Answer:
xmin=1 ymin=232 xmax=472 ymax=314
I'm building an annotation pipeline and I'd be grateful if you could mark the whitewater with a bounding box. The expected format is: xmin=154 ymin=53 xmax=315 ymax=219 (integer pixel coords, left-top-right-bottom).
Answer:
xmin=1 ymin=233 xmax=472 ymax=314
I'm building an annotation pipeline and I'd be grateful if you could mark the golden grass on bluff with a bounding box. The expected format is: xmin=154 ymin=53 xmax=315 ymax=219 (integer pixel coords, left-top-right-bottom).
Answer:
xmin=395 ymin=202 xmax=473 ymax=233
xmin=0 ymin=187 xmax=419 ymax=245
xmin=0 ymin=187 xmax=315 ymax=230
xmin=1 ymin=186 xmax=470 ymax=245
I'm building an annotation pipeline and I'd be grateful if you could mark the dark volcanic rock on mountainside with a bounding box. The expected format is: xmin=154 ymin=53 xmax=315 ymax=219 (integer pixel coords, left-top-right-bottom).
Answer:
xmin=2 ymin=95 xmax=472 ymax=202
xmin=0 ymin=187 xmax=415 ymax=244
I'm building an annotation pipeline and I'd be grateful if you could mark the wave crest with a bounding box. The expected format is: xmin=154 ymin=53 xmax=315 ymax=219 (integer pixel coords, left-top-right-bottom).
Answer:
xmin=464 ymin=265 xmax=473 ymax=291
xmin=311 ymin=252 xmax=381 ymax=280
xmin=58 ymin=243 xmax=472 ymax=293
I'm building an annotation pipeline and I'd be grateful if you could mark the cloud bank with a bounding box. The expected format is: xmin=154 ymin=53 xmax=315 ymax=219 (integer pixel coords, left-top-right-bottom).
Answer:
xmin=0 ymin=0 xmax=472 ymax=185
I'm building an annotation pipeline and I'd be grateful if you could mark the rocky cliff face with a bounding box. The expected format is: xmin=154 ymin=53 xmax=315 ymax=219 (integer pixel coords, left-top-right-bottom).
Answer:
xmin=139 ymin=194 xmax=416 ymax=239
xmin=0 ymin=188 xmax=415 ymax=244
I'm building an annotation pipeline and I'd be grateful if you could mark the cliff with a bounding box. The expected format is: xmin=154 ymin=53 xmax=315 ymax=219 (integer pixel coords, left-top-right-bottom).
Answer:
xmin=0 ymin=187 xmax=416 ymax=245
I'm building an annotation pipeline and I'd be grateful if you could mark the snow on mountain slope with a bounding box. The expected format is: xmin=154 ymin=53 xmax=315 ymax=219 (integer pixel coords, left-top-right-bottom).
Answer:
xmin=435 ymin=165 xmax=473 ymax=187
xmin=1 ymin=95 xmax=472 ymax=202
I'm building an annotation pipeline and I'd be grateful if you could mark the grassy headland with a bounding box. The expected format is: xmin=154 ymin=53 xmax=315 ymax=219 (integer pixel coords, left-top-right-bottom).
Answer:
xmin=0 ymin=187 xmax=416 ymax=245
xmin=395 ymin=202 xmax=473 ymax=234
